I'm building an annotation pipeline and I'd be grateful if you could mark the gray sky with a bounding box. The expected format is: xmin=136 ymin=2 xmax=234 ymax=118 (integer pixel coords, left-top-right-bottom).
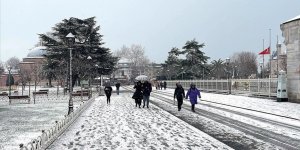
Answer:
xmin=1 ymin=0 xmax=299 ymax=64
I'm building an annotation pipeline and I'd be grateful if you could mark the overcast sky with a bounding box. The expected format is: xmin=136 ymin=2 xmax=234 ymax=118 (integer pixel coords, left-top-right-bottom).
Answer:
xmin=1 ymin=0 xmax=299 ymax=64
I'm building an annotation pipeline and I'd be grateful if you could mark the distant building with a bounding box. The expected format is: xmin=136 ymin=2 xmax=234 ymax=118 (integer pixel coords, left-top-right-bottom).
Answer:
xmin=19 ymin=46 xmax=47 ymax=86
xmin=112 ymin=58 xmax=132 ymax=83
xmin=0 ymin=46 xmax=46 ymax=88
xmin=112 ymin=58 xmax=163 ymax=83
xmin=281 ymin=14 xmax=300 ymax=103
xmin=270 ymin=43 xmax=287 ymax=77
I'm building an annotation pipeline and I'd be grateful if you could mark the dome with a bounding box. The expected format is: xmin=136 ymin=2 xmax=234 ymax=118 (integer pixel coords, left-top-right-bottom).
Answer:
xmin=27 ymin=46 xmax=47 ymax=57
xmin=118 ymin=58 xmax=131 ymax=63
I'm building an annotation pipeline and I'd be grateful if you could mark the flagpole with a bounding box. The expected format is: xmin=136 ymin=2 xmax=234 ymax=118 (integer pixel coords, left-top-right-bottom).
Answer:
xmin=263 ymin=39 xmax=264 ymax=78
xmin=276 ymin=35 xmax=279 ymax=77
xmin=269 ymin=29 xmax=272 ymax=78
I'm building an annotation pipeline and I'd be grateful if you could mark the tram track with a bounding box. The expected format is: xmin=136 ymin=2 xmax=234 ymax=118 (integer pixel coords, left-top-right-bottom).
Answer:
xmin=123 ymin=86 xmax=300 ymax=150
xmin=154 ymin=90 xmax=300 ymax=122
xmin=152 ymin=90 xmax=300 ymax=133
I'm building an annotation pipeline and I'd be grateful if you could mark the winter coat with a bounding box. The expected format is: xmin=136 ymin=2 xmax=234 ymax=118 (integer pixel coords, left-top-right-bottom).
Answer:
xmin=186 ymin=88 xmax=201 ymax=105
xmin=115 ymin=83 xmax=121 ymax=89
xmin=142 ymin=82 xmax=152 ymax=96
xmin=174 ymin=87 xmax=185 ymax=99
xmin=133 ymin=84 xmax=143 ymax=99
xmin=104 ymin=86 xmax=112 ymax=96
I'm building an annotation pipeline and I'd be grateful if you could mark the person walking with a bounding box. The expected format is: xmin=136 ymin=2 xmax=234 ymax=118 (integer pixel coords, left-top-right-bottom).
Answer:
xmin=133 ymin=81 xmax=143 ymax=108
xmin=163 ymin=81 xmax=167 ymax=90
xmin=104 ymin=83 xmax=113 ymax=104
xmin=142 ymin=81 xmax=152 ymax=108
xmin=157 ymin=81 xmax=160 ymax=90
xmin=174 ymin=83 xmax=185 ymax=111
xmin=115 ymin=82 xmax=121 ymax=95
xmin=186 ymin=83 xmax=201 ymax=112
xmin=160 ymin=81 xmax=163 ymax=90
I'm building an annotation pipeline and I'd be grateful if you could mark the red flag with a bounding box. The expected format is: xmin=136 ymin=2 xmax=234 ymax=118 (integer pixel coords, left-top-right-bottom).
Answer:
xmin=259 ymin=47 xmax=270 ymax=55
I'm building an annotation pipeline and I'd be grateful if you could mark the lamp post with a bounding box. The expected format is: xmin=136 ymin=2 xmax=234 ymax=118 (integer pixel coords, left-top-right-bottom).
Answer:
xmin=232 ymin=66 xmax=237 ymax=79
xmin=167 ymin=69 xmax=170 ymax=80
xmin=225 ymin=58 xmax=231 ymax=94
xmin=87 ymin=56 xmax=92 ymax=99
xmin=66 ymin=32 xmax=75 ymax=115
xmin=8 ymin=66 xmax=12 ymax=96
xmin=259 ymin=62 xmax=263 ymax=78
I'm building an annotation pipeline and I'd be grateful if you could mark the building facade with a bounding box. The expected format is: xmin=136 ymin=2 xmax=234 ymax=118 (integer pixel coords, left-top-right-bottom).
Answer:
xmin=280 ymin=15 xmax=300 ymax=103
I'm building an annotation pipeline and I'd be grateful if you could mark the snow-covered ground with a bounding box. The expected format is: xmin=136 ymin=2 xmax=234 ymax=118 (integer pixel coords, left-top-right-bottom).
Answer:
xmin=153 ymin=88 xmax=300 ymax=141
xmin=0 ymin=87 xmax=88 ymax=150
xmin=48 ymin=93 xmax=232 ymax=150
xmin=156 ymin=88 xmax=300 ymax=120
xmin=2 ymin=86 xmax=300 ymax=149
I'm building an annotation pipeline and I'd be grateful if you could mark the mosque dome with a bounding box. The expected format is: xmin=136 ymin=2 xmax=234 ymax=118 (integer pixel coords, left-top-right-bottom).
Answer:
xmin=27 ymin=46 xmax=47 ymax=57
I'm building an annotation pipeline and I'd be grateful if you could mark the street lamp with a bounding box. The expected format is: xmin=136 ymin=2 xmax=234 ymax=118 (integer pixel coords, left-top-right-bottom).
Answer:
xmin=259 ymin=62 xmax=263 ymax=78
xmin=87 ymin=56 xmax=92 ymax=99
xmin=66 ymin=32 xmax=75 ymax=115
xmin=8 ymin=66 xmax=12 ymax=96
xmin=167 ymin=69 xmax=170 ymax=80
xmin=225 ymin=58 xmax=231 ymax=94
xmin=181 ymin=67 xmax=184 ymax=80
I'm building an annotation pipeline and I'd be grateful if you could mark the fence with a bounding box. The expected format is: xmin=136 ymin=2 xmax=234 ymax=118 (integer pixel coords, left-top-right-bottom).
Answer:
xmin=19 ymin=94 xmax=96 ymax=150
xmin=166 ymin=78 xmax=278 ymax=97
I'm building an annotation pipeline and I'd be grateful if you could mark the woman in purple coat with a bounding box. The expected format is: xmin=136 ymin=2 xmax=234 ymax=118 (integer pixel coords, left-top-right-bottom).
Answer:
xmin=186 ymin=83 xmax=201 ymax=112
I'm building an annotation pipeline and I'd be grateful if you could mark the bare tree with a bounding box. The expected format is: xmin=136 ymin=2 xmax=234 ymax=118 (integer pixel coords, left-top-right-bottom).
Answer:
xmin=6 ymin=57 xmax=20 ymax=69
xmin=19 ymin=68 xmax=32 ymax=95
xmin=32 ymin=64 xmax=44 ymax=92
xmin=231 ymin=51 xmax=257 ymax=78
xmin=114 ymin=44 xmax=150 ymax=80
xmin=0 ymin=61 xmax=5 ymax=75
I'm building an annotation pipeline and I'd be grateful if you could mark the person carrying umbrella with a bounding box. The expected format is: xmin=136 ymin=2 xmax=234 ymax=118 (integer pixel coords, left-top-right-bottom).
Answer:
xmin=133 ymin=81 xmax=143 ymax=108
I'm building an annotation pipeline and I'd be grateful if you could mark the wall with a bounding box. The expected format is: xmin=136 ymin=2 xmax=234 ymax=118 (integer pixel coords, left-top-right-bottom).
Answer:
xmin=281 ymin=18 xmax=300 ymax=103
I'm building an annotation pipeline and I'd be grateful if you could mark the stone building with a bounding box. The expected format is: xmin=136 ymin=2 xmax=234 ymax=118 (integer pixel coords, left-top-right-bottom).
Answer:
xmin=19 ymin=46 xmax=47 ymax=86
xmin=270 ymin=43 xmax=287 ymax=77
xmin=280 ymin=14 xmax=300 ymax=103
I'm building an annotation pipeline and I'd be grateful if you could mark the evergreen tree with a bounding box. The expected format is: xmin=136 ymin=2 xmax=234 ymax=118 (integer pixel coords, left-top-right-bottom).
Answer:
xmin=164 ymin=47 xmax=182 ymax=79
xmin=182 ymin=39 xmax=210 ymax=79
xmin=6 ymin=74 xmax=14 ymax=86
xmin=39 ymin=17 xmax=118 ymax=86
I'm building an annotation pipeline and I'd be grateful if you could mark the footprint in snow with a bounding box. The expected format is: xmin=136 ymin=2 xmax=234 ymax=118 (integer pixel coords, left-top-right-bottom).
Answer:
xmin=76 ymin=131 xmax=80 ymax=136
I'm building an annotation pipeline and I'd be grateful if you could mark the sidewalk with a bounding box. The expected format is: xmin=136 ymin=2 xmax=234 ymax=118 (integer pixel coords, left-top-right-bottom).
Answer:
xmin=48 ymin=92 xmax=232 ymax=150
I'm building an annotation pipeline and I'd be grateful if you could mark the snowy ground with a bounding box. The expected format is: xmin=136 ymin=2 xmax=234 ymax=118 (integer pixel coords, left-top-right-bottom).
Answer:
xmin=0 ymin=87 xmax=89 ymax=150
xmin=48 ymin=93 xmax=232 ymax=150
xmin=156 ymin=88 xmax=300 ymax=120
xmin=2 ymin=85 xmax=300 ymax=149
xmin=152 ymin=88 xmax=300 ymax=145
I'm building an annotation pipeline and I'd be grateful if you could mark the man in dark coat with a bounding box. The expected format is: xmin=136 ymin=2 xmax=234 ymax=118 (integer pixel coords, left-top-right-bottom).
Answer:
xmin=163 ymin=81 xmax=167 ymax=90
xmin=104 ymin=83 xmax=113 ymax=104
xmin=142 ymin=81 xmax=152 ymax=108
xmin=174 ymin=83 xmax=185 ymax=111
xmin=115 ymin=82 xmax=121 ymax=95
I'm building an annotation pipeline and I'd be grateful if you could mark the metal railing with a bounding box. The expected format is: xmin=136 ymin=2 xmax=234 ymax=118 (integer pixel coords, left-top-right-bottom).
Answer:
xmin=166 ymin=78 xmax=278 ymax=97
xmin=19 ymin=95 xmax=95 ymax=150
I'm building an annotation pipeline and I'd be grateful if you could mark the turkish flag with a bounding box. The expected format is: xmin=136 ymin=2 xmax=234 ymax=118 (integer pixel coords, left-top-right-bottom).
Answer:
xmin=259 ymin=47 xmax=270 ymax=55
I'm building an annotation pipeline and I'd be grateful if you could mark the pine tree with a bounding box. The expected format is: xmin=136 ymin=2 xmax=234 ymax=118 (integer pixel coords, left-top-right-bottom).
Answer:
xmin=182 ymin=39 xmax=210 ymax=79
xmin=39 ymin=17 xmax=118 ymax=86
